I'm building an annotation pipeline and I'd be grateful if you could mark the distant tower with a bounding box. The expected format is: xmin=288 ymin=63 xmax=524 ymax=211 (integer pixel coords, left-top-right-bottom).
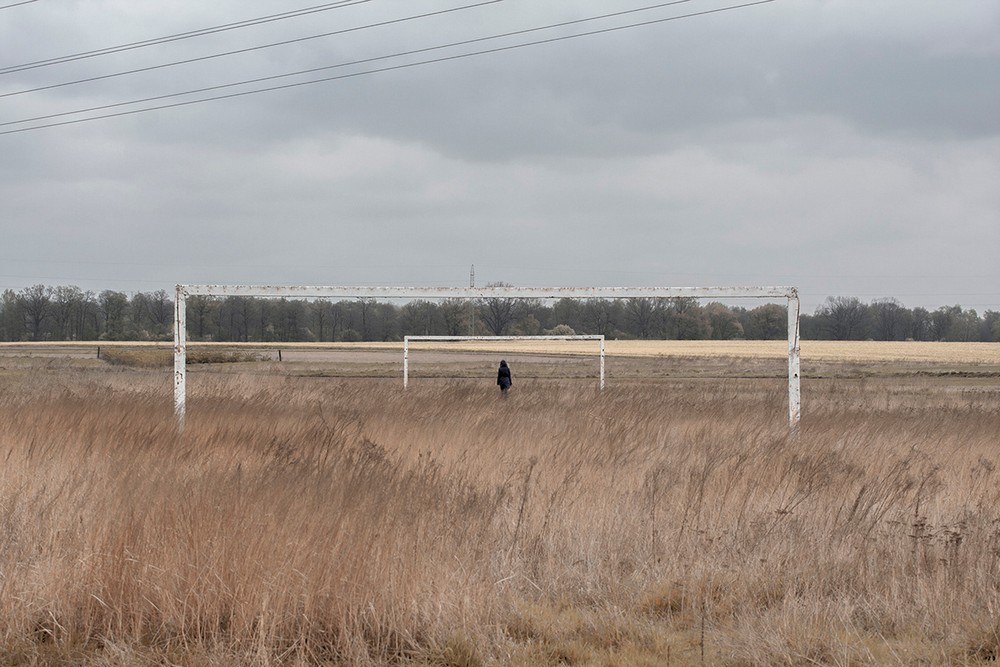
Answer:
xmin=468 ymin=264 xmax=475 ymax=335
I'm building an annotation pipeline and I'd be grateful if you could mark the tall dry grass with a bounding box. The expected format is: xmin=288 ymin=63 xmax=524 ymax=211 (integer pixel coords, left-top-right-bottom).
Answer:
xmin=1 ymin=368 xmax=999 ymax=665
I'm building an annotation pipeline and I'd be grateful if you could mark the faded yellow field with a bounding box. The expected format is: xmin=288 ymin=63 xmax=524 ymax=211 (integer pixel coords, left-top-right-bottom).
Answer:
xmin=3 ymin=339 xmax=999 ymax=364
xmin=395 ymin=339 xmax=1000 ymax=364
xmin=607 ymin=339 xmax=1000 ymax=364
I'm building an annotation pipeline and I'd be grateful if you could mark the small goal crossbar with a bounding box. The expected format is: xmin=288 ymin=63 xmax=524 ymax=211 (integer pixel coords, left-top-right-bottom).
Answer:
xmin=403 ymin=335 xmax=605 ymax=389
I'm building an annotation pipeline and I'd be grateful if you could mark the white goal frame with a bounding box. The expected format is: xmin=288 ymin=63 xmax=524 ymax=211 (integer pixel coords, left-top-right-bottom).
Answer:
xmin=174 ymin=285 xmax=800 ymax=431
xmin=403 ymin=335 xmax=605 ymax=389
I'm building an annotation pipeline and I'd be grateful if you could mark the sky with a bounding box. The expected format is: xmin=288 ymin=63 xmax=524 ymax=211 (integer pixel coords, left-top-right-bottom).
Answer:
xmin=1 ymin=0 xmax=998 ymax=314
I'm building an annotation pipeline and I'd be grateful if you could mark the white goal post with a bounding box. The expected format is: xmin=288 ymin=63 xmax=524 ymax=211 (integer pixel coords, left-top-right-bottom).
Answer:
xmin=174 ymin=285 xmax=801 ymax=431
xmin=403 ymin=335 xmax=605 ymax=389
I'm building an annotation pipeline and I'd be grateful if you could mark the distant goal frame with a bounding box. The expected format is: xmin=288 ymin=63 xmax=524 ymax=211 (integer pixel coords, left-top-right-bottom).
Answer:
xmin=403 ymin=335 xmax=605 ymax=389
xmin=174 ymin=285 xmax=800 ymax=430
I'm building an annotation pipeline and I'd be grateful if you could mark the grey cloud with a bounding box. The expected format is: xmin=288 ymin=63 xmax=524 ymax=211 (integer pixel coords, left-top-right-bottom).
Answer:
xmin=0 ymin=1 xmax=997 ymax=313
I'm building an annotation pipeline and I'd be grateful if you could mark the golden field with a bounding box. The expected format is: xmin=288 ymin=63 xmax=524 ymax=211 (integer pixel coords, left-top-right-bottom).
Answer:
xmin=402 ymin=339 xmax=1000 ymax=365
xmin=611 ymin=340 xmax=1000 ymax=364
xmin=1 ymin=346 xmax=999 ymax=665
xmin=3 ymin=339 xmax=999 ymax=364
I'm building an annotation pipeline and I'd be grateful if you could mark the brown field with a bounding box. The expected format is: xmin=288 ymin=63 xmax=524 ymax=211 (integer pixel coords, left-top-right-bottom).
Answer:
xmin=1 ymin=343 xmax=1000 ymax=665
xmin=3 ymin=339 xmax=998 ymax=379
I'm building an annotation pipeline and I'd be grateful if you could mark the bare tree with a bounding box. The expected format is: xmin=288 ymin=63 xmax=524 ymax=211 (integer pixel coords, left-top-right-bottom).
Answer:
xmin=744 ymin=303 xmax=786 ymax=340
xmin=400 ymin=300 xmax=441 ymax=336
xmin=1 ymin=290 xmax=21 ymax=341
xmin=19 ymin=284 xmax=51 ymax=340
xmin=984 ymin=311 xmax=1000 ymax=343
xmin=99 ymin=290 xmax=130 ymax=340
xmin=931 ymin=305 xmax=962 ymax=341
xmin=817 ymin=296 xmax=869 ymax=340
xmin=944 ymin=307 xmax=980 ymax=342
xmin=311 ymin=300 xmax=331 ymax=342
xmin=478 ymin=282 xmax=518 ymax=336
xmin=583 ymin=299 xmax=619 ymax=336
xmin=909 ymin=307 xmax=933 ymax=341
xmin=665 ymin=298 xmax=711 ymax=340
xmin=130 ymin=292 xmax=150 ymax=333
xmin=440 ymin=299 xmax=468 ymax=336
xmin=275 ymin=299 xmax=307 ymax=341
xmin=870 ymin=297 xmax=908 ymax=341
xmin=704 ymin=302 xmax=744 ymax=340
xmin=51 ymin=285 xmax=84 ymax=340
xmin=188 ymin=296 xmax=214 ymax=340
xmin=148 ymin=289 xmax=173 ymax=336
xmin=221 ymin=296 xmax=253 ymax=341
xmin=328 ymin=302 xmax=346 ymax=341
xmin=551 ymin=298 xmax=584 ymax=334
xmin=357 ymin=297 xmax=376 ymax=340
xmin=625 ymin=298 xmax=660 ymax=339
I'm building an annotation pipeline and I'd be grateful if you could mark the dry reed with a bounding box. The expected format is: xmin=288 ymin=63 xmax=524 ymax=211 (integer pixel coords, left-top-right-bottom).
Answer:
xmin=1 ymin=366 xmax=999 ymax=665
xmin=98 ymin=347 xmax=267 ymax=367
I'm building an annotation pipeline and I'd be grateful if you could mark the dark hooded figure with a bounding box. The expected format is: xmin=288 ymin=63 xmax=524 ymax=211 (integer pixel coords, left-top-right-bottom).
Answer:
xmin=497 ymin=359 xmax=512 ymax=396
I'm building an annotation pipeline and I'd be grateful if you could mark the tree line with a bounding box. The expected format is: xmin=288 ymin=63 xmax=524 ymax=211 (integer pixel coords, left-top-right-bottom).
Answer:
xmin=1 ymin=285 xmax=997 ymax=343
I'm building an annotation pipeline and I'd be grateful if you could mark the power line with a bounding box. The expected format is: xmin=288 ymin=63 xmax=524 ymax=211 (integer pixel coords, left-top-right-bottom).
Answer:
xmin=0 ymin=0 xmax=39 ymax=9
xmin=0 ymin=0 xmax=503 ymax=99
xmin=3 ymin=0 xmax=695 ymax=124
xmin=1 ymin=0 xmax=773 ymax=135
xmin=0 ymin=0 xmax=369 ymax=74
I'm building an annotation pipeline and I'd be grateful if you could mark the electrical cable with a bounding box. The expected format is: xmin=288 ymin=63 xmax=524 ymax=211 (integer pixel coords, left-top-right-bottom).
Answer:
xmin=0 ymin=0 xmax=774 ymax=135
xmin=3 ymin=0 xmax=692 ymax=122
xmin=0 ymin=0 xmax=504 ymax=98
xmin=0 ymin=0 xmax=369 ymax=74
xmin=0 ymin=0 xmax=39 ymax=9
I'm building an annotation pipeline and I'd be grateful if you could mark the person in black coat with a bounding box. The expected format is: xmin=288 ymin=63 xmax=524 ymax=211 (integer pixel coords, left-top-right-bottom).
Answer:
xmin=497 ymin=359 xmax=512 ymax=396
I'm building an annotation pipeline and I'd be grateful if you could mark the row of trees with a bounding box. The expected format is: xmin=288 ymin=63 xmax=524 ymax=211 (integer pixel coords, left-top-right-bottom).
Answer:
xmin=809 ymin=296 xmax=999 ymax=343
xmin=1 ymin=285 xmax=173 ymax=342
xmin=1 ymin=285 xmax=998 ymax=343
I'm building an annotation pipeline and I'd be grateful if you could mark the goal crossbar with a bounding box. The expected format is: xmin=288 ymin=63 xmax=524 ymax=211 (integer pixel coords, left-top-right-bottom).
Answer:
xmin=403 ymin=335 xmax=605 ymax=389
xmin=174 ymin=285 xmax=800 ymax=431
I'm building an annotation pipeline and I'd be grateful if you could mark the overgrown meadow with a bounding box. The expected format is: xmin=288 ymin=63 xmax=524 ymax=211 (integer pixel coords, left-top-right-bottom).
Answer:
xmin=1 ymin=361 xmax=999 ymax=665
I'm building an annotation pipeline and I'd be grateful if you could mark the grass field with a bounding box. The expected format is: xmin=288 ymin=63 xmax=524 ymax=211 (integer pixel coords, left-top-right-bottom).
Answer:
xmin=3 ymin=339 xmax=998 ymax=379
xmin=1 ymin=343 xmax=999 ymax=665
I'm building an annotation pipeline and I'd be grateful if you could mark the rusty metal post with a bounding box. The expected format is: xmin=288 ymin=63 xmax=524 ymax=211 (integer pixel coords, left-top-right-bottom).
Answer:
xmin=600 ymin=336 xmax=605 ymax=390
xmin=173 ymin=285 xmax=187 ymax=432
xmin=787 ymin=291 xmax=801 ymax=432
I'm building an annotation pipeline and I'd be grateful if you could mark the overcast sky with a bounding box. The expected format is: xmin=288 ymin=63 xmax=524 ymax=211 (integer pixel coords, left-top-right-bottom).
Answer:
xmin=1 ymin=0 xmax=997 ymax=313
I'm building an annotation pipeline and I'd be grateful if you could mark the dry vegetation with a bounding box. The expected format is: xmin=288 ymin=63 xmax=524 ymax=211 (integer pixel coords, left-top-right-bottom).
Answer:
xmin=98 ymin=347 xmax=268 ymax=367
xmin=1 ymin=347 xmax=1000 ymax=665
